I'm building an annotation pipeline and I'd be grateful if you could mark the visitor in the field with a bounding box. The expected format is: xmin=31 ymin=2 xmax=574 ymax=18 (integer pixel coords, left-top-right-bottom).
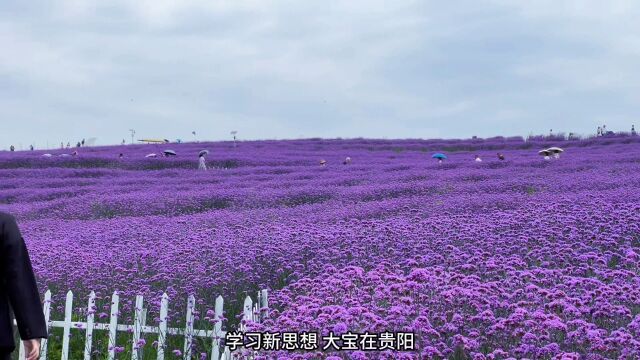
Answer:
xmin=198 ymin=153 xmax=207 ymax=170
xmin=320 ymin=159 xmax=327 ymax=166
xmin=343 ymin=157 xmax=351 ymax=165
xmin=0 ymin=212 xmax=47 ymax=360
xmin=544 ymin=154 xmax=551 ymax=161
xmin=497 ymin=153 xmax=505 ymax=160
xmin=632 ymin=125 xmax=636 ymax=136
xmin=119 ymin=153 xmax=124 ymax=159
xmin=474 ymin=155 xmax=482 ymax=162
xmin=9 ymin=146 xmax=14 ymax=152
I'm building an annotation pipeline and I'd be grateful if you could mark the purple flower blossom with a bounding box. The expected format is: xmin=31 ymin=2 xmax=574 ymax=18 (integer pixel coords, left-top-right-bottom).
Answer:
xmin=2 ymin=137 xmax=640 ymax=358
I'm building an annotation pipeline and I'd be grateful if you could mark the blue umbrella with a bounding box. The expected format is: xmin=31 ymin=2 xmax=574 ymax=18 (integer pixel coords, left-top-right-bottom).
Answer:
xmin=432 ymin=153 xmax=447 ymax=160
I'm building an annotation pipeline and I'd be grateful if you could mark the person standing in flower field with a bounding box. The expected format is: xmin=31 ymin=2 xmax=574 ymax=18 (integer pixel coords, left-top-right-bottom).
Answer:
xmin=198 ymin=153 xmax=208 ymax=171
xmin=0 ymin=212 xmax=47 ymax=360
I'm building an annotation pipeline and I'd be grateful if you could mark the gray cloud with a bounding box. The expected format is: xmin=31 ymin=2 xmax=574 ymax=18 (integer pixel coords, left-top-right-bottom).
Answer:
xmin=1 ymin=0 xmax=639 ymax=149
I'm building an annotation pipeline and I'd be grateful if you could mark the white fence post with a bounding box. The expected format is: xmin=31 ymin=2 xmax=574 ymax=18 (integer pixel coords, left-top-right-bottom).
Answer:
xmin=84 ymin=291 xmax=96 ymax=360
xmin=157 ymin=293 xmax=169 ymax=360
xmin=18 ymin=337 xmax=25 ymax=360
xmin=14 ymin=289 xmax=268 ymax=360
xmin=107 ymin=291 xmax=119 ymax=360
xmin=39 ymin=290 xmax=52 ymax=360
xmin=61 ymin=290 xmax=73 ymax=360
xmin=18 ymin=338 xmax=25 ymax=360
xmin=242 ymin=296 xmax=253 ymax=331
xmin=260 ymin=290 xmax=268 ymax=321
xmin=183 ymin=295 xmax=195 ymax=359
xmin=252 ymin=298 xmax=258 ymax=324
xmin=132 ymin=295 xmax=144 ymax=360
xmin=210 ymin=295 xmax=223 ymax=360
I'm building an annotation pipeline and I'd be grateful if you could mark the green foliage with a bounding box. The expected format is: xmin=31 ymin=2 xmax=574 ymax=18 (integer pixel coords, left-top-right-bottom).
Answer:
xmin=281 ymin=193 xmax=332 ymax=207
xmin=450 ymin=344 xmax=470 ymax=360
xmin=607 ymin=254 xmax=621 ymax=269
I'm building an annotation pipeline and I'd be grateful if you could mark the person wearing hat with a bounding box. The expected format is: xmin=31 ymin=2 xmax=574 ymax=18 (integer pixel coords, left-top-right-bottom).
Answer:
xmin=320 ymin=160 xmax=327 ymax=167
xmin=0 ymin=212 xmax=47 ymax=360
xmin=497 ymin=153 xmax=505 ymax=161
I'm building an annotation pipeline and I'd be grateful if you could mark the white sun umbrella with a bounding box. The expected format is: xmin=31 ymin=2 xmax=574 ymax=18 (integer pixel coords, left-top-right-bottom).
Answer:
xmin=547 ymin=147 xmax=564 ymax=153
xmin=198 ymin=150 xmax=209 ymax=157
xmin=145 ymin=153 xmax=158 ymax=158
xmin=42 ymin=153 xmax=52 ymax=157
xmin=538 ymin=149 xmax=551 ymax=156
xmin=163 ymin=149 xmax=177 ymax=156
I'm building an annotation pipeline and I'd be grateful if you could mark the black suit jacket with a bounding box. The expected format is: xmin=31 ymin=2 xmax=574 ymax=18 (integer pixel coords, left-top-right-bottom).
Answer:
xmin=0 ymin=212 xmax=47 ymax=352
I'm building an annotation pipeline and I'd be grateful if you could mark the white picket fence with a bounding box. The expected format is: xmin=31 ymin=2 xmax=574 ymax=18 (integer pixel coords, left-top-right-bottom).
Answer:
xmin=13 ymin=289 xmax=269 ymax=360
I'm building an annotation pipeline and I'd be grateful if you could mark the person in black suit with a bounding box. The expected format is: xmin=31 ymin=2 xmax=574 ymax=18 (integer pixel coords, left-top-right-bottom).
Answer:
xmin=0 ymin=212 xmax=47 ymax=360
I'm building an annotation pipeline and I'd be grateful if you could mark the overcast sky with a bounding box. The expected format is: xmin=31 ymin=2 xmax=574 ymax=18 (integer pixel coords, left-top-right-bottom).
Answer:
xmin=1 ymin=1 xmax=639 ymax=149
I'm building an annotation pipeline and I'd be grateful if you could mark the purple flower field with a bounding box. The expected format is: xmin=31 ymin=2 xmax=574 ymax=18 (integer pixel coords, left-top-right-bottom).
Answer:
xmin=1 ymin=136 xmax=640 ymax=359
